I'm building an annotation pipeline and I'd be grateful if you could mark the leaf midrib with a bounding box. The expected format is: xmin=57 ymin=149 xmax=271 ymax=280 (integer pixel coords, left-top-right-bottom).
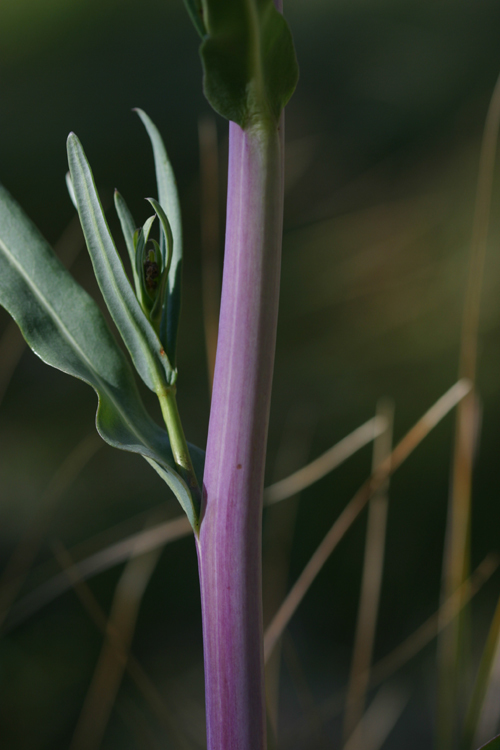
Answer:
xmin=0 ymin=234 xmax=165 ymax=463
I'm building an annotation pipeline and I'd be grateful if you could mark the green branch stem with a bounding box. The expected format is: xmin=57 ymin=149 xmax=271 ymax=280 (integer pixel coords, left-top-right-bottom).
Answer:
xmin=158 ymin=387 xmax=201 ymax=524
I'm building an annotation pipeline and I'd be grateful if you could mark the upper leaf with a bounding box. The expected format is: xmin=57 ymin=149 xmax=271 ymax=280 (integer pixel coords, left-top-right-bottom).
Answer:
xmin=135 ymin=109 xmax=183 ymax=367
xmin=114 ymin=189 xmax=142 ymax=299
xmin=184 ymin=0 xmax=298 ymax=128
xmin=67 ymin=133 xmax=176 ymax=390
xmin=0 ymin=182 xmax=202 ymax=530
xmin=184 ymin=0 xmax=206 ymax=38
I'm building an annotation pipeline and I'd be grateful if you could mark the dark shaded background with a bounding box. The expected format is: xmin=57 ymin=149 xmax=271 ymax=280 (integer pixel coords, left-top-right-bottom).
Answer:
xmin=1 ymin=0 xmax=500 ymax=747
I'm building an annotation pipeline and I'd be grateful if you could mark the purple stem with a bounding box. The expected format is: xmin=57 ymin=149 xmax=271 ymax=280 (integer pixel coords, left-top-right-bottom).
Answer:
xmin=196 ymin=116 xmax=285 ymax=750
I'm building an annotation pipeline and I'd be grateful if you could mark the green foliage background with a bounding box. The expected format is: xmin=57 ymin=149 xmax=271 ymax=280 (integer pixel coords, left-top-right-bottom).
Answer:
xmin=1 ymin=0 xmax=500 ymax=747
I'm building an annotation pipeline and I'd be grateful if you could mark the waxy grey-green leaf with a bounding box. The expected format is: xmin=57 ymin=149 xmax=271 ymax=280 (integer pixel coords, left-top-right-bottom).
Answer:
xmin=114 ymin=189 xmax=141 ymax=298
xmin=134 ymin=215 xmax=158 ymax=313
xmin=185 ymin=0 xmax=298 ymax=128
xmin=0 ymin=182 xmax=203 ymax=530
xmin=146 ymin=198 xmax=173 ymax=272
xmin=67 ymin=133 xmax=176 ymax=390
xmin=135 ymin=109 xmax=183 ymax=366
xmin=66 ymin=171 xmax=77 ymax=209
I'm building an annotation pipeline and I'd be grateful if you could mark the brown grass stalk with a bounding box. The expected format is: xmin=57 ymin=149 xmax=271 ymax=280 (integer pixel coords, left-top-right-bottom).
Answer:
xmin=264 ymin=379 xmax=472 ymax=663
xmin=438 ymin=70 xmax=500 ymax=749
xmin=7 ymin=415 xmax=385 ymax=629
xmin=52 ymin=540 xmax=194 ymax=750
xmin=277 ymin=553 xmax=498 ymax=750
xmin=343 ymin=398 xmax=394 ymax=746
xmin=0 ymin=432 xmax=102 ymax=629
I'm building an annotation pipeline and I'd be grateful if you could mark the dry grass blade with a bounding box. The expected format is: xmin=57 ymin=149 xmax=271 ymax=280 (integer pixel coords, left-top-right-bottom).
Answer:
xmin=7 ymin=415 xmax=385 ymax=628
xmin=343 ymin=683 xmax=409 ymax=750
xmin=69 ymin=525 xmax=163 ymax=750
xmin=263 ymin=405 xmax=316 ymax=739
xmin=264 ymin=415 xmax=386 ymax=506
xmin=277 ymin=554 xmax=498 ymax=750
xmin=343 ymin=398 xmax=394 ymax=745
xmin=473 ymin=642 xmax=500 ymax=748
xmin=282 ymin=631 xmax=330 ymax=749
xmin=263 ymin=379 xmax=472 ymax=663
xmin=369 ymin=554 xmax=498 ymax=689
xmin=198 ymin=114 xmax=221 ymax=394
xmin=462 ymin=592 xmax=500 ymax=750
xmin=0 ymin=210 xmax=94 ymax=623
xmin=0 ymin=431 xmax=102 ymax=629
xmin=438 ymin=70 xmax=500 ymax=749
xmin=52 ymin=541 xmax=195 ymax=750
xmin=3 ymin=515 xmax=192 ymax=631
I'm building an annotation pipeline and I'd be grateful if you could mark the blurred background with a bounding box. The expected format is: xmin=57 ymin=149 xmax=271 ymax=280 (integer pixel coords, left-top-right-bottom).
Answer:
xmin=1 ymin=0 xmax=500 ymax=748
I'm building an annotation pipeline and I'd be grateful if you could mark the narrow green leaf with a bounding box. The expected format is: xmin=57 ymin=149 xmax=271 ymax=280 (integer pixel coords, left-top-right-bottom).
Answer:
xmin=66 ymin=171 xmax=77 ymax=209
xmin=150 ymin=238 xmax=162 ymax=265
xmin=67 ymin=132 xmax=176 ymax=390
xmin=478 ymin=736 xmax=500 ymax=749
xmin=146 ymin=197 xmax=173 ymax=272
xmin=188 ymin=0 xmax=298 ymax=128
xmin=134 ymin=226 xmax=151 ymax=313
xmin=183 ymin=0 xmax=206 ymax=38
xmin=142 ymin=214 xmax=156 ymax=245
xmin=114 ymin=189 xmax=141 ymax=298
xmin=145 ymin=440 xmax=204 ymax=526
xmin=0 ymin=182 xmax=202 ymax=530
xmin=134 ymin=109 xmax=183 ymax=366
xmin=134 ymin=215 xmax=158 ymax=312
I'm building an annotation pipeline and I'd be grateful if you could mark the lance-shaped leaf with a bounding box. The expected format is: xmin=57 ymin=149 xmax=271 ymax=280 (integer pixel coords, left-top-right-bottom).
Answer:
xmin=67 ymin=133 xmax=175 ymax=390
xmin=184 ymin=0 xmax=299 ymax=128
xmin=114 ymin=189 xmax=141 ymax=298
xmin=66 ymin=171 xmax=77 ymax=209
xmin=146 ymin=198 xmax=173 ymax=272
xmin=134 ymin=216 xmax=158 ymax=313
xmin=145 ymin=199 xmax=174 ymax=333
xmin=0 ymin=182 xmax=202 ymax=529
xmin=184 ymin=0 xmax=206 ymax=38
xmin=134 ymin=109 xmax=183 ymax=366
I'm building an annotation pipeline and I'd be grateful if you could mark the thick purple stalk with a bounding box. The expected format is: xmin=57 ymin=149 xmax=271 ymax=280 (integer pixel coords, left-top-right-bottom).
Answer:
xmin=196 ymin=116 xmax=284 ymax=750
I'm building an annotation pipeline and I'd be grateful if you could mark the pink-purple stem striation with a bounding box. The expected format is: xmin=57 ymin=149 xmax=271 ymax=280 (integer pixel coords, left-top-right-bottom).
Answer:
xmin=196 ymin=116 xmax=285 ymax=750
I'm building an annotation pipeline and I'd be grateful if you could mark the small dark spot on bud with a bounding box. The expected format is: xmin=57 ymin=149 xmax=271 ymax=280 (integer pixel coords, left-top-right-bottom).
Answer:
xmin=144 ymin=260 xmax=160 ymax=290
xmin=160 ymin=348 xmax=165 ymax=356
xmin=237 ymin=464 xmax=242 ymax=470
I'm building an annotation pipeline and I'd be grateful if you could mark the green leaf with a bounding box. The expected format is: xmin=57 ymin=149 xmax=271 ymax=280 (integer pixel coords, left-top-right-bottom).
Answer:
xmin=65 ymin=171 xmax=77 ymax=209
xmin=187 ymin=0 xmax=298 ymax=128
xmin=478 ymin=736 xmax=500 ymax=749
xmin=114 ymin=189 xmax=141 ymax=299
xmin=134 ymin=215 xmax=158 ymax=312
xmin=146 ymin=197 xmax=173 ymax=272
xmin=0 ymin=182 xmax=202 ymax=530
xmin=134 ymin=109 xmax=183 ymax=366
xmin=183 ymin=0 xmax=206 ymax=38
xmin=142 ymin=214 xmax=156 ymax=245
xmin=67 ymin=132 xmax=176 ymax=391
